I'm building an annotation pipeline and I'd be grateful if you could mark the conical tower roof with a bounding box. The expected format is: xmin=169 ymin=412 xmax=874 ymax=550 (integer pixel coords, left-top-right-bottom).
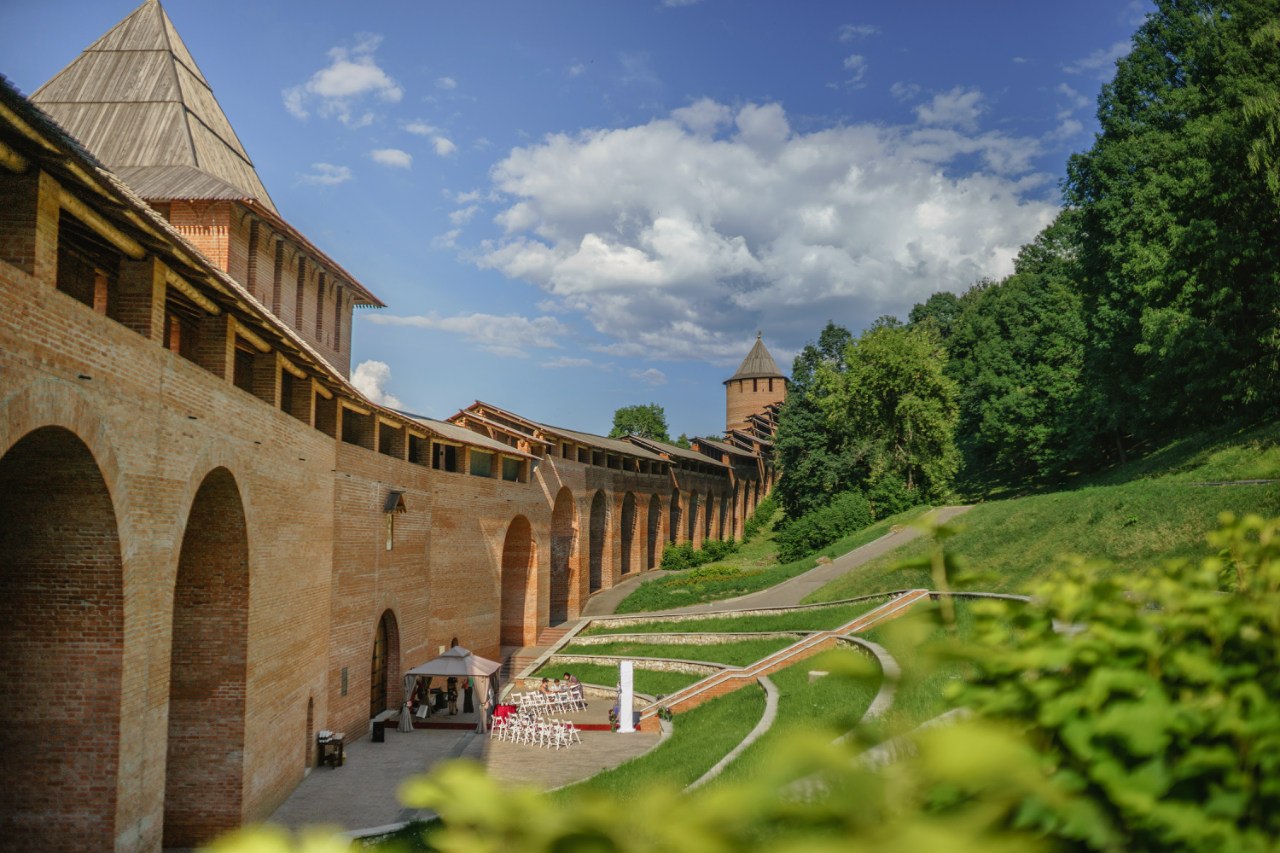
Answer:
xmin=725 ymin=333 xmax=786 ymax=383
xmin=32 ymin=0 xmax=278 ymax=214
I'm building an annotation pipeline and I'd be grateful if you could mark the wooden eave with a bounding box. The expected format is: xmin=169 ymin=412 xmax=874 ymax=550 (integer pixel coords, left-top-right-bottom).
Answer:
xmin=0 ymin=78 xmax=416 ymax=441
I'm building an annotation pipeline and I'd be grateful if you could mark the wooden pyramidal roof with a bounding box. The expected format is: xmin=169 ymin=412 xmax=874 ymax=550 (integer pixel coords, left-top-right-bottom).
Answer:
xmin=725 ymin=332 xmax=786 ymax=383
xmin=32 ymin=0 xmax=278 ymax=215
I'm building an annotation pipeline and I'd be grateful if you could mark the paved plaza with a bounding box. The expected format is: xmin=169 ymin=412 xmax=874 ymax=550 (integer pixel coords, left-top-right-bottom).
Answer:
xmin=269 ymin=700 xmax=660 ymax=835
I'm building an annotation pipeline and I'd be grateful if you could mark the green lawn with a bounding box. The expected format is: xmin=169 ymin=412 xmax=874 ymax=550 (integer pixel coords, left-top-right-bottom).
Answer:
xmin=806 ymin=426 xmax=1280 ymax=602
xmin=614 ymin=506 xmax=934 ymax=613
xmin=532 ymin=662 xmax=703 ymax=696
xmin=708 ymin=646 xmax=878 ymax=789
xmin=857 ymin=599 xmax=979 ymax=738
xmin=560 ymin=637 xmax=796 ymax=667
xmin=552 ymin=683 xmax=766 ymax=802
xmin=584 ymin=600 xmax=882 ymax=637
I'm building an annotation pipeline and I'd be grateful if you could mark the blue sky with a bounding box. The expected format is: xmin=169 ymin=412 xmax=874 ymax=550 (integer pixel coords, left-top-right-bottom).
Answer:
xmin=3 ymin=0 xmax=1148 ymax=437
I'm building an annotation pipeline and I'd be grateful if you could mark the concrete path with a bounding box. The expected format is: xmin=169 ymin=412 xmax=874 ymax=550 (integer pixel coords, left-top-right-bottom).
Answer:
xmin=581 ymin=569 xmax=676 ymax=617
xmin=270 ymin=728 xmax=485 ymax=832
xmin=587 ymin=505 xmax=972 ymax=620
xmin=268 ymin=696 xmax=659 ymax=834
xmin=486 ymin=730 xmax=661 ymax=789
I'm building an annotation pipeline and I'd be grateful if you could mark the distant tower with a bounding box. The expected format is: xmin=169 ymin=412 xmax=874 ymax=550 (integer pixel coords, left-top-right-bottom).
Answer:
xmin=724 ymin=333 xmax=788 ymax=434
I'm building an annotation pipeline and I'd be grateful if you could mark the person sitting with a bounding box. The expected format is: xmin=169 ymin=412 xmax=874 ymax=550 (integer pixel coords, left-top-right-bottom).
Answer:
xmin=538 ymin=677 xmax=554 ymax=695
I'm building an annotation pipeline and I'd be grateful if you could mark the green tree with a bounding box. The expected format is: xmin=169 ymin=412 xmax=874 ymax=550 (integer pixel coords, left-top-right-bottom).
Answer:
xmin=609 ymin=403 xmax=670 ymax=441
xmin=944 ymin=211 xmax=1087 ymax=486
xmin=908 ymin=290 xmax=963 ymax=341
xmin=773 ymin=322 xmax=873 ymax=520
xmin=816 ymin=323 xmax=959 ymax=499
xmin=1065 ymin=0 xmax=1280 ymax=444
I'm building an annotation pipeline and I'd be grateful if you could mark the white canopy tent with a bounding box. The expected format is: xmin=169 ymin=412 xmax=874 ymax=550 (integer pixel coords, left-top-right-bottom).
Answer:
xmin=399 ymin=646 xmax=503 ymax=733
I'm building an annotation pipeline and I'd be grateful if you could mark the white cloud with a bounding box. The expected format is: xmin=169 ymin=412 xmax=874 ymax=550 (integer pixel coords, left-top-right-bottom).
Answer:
xmin=662 ymin=0 xmax=703 ymax=6
xmin=837 ymin=24 xmax=879 ymax=41
xmin=406 ymin=120 xmax=457 ymax=158
xmin=914 ymin=86 xmax=985 ymax=131
xmin=890 ymin=81 xmax=921 ymax=102
xmin=1049 ymin=118 xmax=1084 ymax=140
xmin=1056 ymin=83 xmax=1090 ymax=115
xmin=471 ymin=98 xmax=1056 ymax=363
xmin=352 ymin=360 xmax=403 ymax=408
xmin=299 ymin=163 xmax=353 ymax=185
xmin=282 ymin=34 xmax=402 ymax=127
xmin=436 ymin=76 xmax=457 ymax=90
xmin=629 ymin=368 xmax=667 ymax=386
xmin=370 ymin=148 xmax=412 ymax=168
xmin=542 ymin=356 xmax=595 ymax=368
xmin=568 ymin=63 xmax=586 ymax=77
xmin=1064 ymin=40 xmax=1130 ymax=78
xmin=449 ymin=204 xmax=479 ymax=224
xmin=365 ymin=312 xmax=568 ymax=357
xmin=672 ymin=98 xmax=732 ymax=136
xmin=832 ymin=54 xmax=868 ymax=90
xmin=431 ymin=229 xmax=462 ymax=250
xmin=1012 ymin=56 xmax=1029 ymax=64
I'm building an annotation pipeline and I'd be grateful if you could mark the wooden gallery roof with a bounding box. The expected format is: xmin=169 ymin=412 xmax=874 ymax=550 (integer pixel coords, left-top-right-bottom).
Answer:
xmin=32 ymin=0 xmax=275 ymax=214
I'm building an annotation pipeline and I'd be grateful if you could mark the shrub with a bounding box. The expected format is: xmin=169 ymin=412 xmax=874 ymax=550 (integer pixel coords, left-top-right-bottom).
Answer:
xmin=958 ymin=513 xmax=1280 ymax=853
xmin=660 ymin=538 xmax=740 ymax=571
xmin=701 ymin=538 xmax=737 ymax=562
xmin=742 ymin=494 xmax=778 ymax=542
xmin=660 ymin=542 xmax=697 ymax=570
xmin=775 ymin=490 xmax=872 ymax=563
xmin=864 ymin=472 xmax=916 ymax=519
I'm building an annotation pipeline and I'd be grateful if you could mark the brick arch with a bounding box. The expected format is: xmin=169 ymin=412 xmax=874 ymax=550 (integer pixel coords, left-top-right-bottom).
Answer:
xmin=719 ymin=492 xmax=729 ymax=540
xmin=0 ymin=426 xmax=124 ymax=850
xmin=588 ymin=490 xmax=608 ymax=593
xmin=687 ymin=491 xmax=700 ymax=544
xmin=620 ymin=492 xmax=638 ymax=576
xmin=164 ymin=467 xmax=250 ymax=848
xmin=550 ymin=487 xmax=577 ymax=624
xmin=370 ymin=609 xmax=401 ymax=721
xmin=647 ymin=494 xmax=662 ymax=569
xmin=730 ymin=482 xmax=740 ymax=539
xmin=500 ymin=515 xmax=538 ymax=646
xmin=704 ymin=492 xmax=716 ymax=540
xmin=669 ymin=487 xmax=682 ymax=544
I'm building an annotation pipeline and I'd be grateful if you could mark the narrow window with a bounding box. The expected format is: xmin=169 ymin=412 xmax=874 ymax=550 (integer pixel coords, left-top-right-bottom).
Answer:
xmin=294 ymin=257 xmax=306 ymax=328
xmin=315 ymin=271 xmax=326 ymax=339
xmin=333 ymin=285 xmax=343 ymax=352
xmin=232 ymin=342 xmax=255 ymax=394
xmin=272 ymin=240 xmax=284 ymax=314
xmin=246 ymin=219 xmax=260 ymax=296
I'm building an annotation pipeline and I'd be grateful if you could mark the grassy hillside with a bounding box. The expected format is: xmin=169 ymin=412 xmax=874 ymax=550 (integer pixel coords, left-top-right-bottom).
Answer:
xmin=614 ymin=505 xmax=932 ymax=613
xmin=806 ymin=422 xmax=1280 ymax=602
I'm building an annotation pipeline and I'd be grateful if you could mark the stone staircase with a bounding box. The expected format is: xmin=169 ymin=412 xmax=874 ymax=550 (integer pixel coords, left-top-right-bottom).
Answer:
xmin=498 ymin=623 xmax=582 ymax=690
xmin=635 ymin=589 xmax=932 ymax=731
xmin=536 ymin=623 xmax=575 ymax=647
